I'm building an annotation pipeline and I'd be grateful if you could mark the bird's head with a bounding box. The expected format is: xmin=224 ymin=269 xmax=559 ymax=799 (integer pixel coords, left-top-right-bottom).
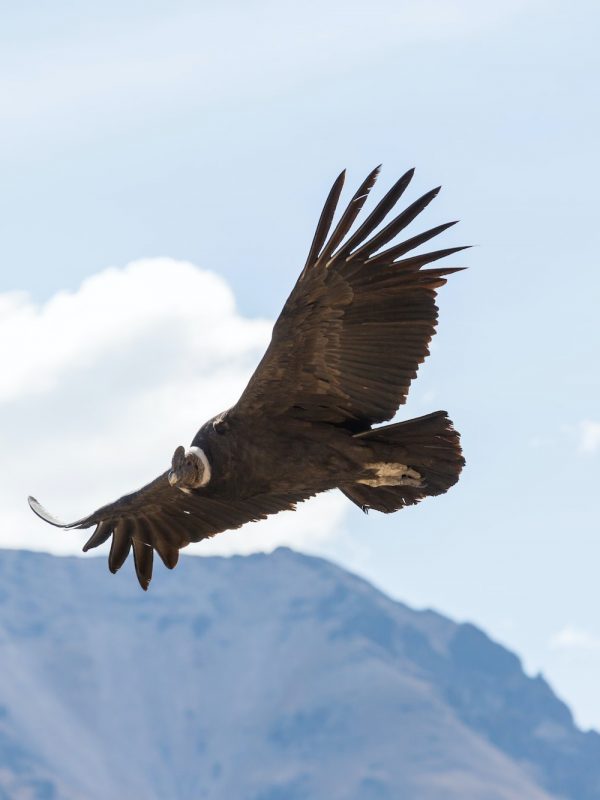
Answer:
xmin=168 ymin=446 xmax=211 ymax=490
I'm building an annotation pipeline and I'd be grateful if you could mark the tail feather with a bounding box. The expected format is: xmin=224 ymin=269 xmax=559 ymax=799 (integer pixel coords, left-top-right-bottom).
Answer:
xmin=342 ymin=411 xmax=464 ymax=513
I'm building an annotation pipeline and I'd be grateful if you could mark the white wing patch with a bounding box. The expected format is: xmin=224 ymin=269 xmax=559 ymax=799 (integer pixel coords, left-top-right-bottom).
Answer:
xmin=358 ymin=462 xmax=422 ymax=488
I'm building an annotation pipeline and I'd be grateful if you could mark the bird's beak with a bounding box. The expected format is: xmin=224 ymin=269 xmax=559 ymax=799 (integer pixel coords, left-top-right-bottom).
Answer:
xmin=168 ymin=470 xmax=179 ymax=487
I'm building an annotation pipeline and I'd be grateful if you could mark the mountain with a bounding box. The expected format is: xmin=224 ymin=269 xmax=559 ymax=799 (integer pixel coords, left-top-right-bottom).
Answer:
xmin=0 ymin=547 xmax=598 ymax=800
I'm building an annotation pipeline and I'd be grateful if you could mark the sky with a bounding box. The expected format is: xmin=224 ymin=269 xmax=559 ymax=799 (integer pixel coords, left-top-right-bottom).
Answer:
xmin=1 ymin=0 xmax=599 ymax=728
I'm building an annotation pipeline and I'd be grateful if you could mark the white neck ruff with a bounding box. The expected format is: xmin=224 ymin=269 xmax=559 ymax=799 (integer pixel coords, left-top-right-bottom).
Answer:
xmin=186 ymin=446 xmax=211 ymax=487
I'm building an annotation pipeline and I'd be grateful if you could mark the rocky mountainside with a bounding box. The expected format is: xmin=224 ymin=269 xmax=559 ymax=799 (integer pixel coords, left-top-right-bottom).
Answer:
xmin=0 ymin=548 xmax=598 ymax=800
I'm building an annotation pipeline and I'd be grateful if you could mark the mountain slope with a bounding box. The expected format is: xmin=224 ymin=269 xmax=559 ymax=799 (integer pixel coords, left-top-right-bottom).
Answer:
xmin=0 ymin=548 xmax=597 ymax=800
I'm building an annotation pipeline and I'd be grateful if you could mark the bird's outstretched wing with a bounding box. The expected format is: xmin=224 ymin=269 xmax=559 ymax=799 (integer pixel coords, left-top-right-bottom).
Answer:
xmin=28 ymin=482 xmax=313 ymax=590
xmin=234 ymin=167 xmax=468 ymax=427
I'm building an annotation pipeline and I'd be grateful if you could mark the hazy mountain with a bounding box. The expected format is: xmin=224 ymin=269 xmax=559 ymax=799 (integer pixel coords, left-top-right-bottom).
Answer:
xmin=0 ymin=547 xmax=597 ymax=800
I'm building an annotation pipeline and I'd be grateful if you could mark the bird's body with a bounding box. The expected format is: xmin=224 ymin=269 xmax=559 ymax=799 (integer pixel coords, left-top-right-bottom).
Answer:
xmin=189 ymin=410 xmax=441 ymax=500
xmin=184 ymin=415 xmax=371 ymax=502
xmin=191 ymin=412 xmax=351 ymax=498
xmin=29 ymin=166 xmax=468 ymax=589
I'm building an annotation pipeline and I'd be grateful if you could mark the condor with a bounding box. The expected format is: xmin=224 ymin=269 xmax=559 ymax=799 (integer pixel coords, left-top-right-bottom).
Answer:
xmin=29 ymin=166 xmax=467 ymax=589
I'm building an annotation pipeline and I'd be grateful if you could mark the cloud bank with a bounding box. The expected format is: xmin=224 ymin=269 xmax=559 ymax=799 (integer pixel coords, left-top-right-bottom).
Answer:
xmin=0 ymin=259 xmax=348 ymax=558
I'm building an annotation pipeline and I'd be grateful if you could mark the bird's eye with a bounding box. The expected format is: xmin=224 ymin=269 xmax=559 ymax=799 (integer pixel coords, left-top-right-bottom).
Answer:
xmin=213 ymin=417 xmax=228 ymax=435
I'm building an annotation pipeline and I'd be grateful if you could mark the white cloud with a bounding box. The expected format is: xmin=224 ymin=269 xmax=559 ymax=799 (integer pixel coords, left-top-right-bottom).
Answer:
xmin=579 ymin=420 xmax=600 ymax=454
xmin=0 ymin=258 xmax=349 ymax=557
xmin=550 ymin=626 xmax=600 ymax=652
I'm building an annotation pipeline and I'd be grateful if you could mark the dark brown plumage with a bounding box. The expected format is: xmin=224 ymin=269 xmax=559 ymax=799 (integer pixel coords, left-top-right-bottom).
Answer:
xmin=28 ymin=166 xmax=467 ymax=589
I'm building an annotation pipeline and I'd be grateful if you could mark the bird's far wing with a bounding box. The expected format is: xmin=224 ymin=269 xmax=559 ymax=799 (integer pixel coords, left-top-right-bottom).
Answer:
xmin=28 ymin=479 xmax=315 ymax=590
xmin=234 ymin=167 xmax=468 ymax=428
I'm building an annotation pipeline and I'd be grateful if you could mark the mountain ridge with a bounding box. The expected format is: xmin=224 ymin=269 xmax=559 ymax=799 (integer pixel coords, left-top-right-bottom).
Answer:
xmin=0 ymin=547 xmax=597 ymax=800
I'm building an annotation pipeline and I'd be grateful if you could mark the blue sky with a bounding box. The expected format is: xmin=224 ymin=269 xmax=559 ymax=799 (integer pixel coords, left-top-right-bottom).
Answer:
xmin=1 ymin=1 xmax=599 ymax=728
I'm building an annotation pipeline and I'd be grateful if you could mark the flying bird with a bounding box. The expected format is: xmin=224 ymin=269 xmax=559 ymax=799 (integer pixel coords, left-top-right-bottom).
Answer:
xmin=29 ymin=167 xmax=467 ymax=589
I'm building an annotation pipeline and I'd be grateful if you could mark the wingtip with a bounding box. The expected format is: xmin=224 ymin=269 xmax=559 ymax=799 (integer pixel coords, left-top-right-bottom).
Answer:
xmin=27 ymin=496 xmax=73 ymax=528
xmin=27 ymin=496 xmax=41 ymax=520
xmin=398 ymin=166 xmax=415 ymax=185
xmin=395 ymin=167 xmax=415 ymax=190
xmin=363 ymin=164 xmax=382 ymax=188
